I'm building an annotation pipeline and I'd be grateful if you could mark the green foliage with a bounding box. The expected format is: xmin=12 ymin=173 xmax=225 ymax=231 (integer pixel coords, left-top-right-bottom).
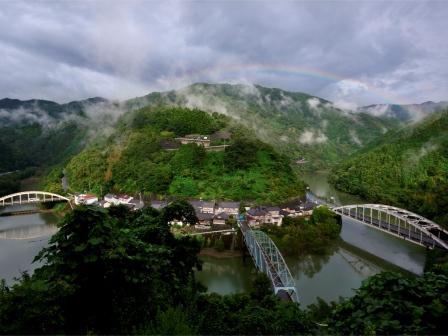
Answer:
xmin=330 ymin=110 xmax=448 ymax=227
xmin=249 ymin=273 xmax=272 ymax=302
xmin=425 ymin=248 xmax=448 ymax=275
xmin=329 ymin=271 xmax=448 ymax=335
xmin=0 ymin=205 xmax=202 ymax=334
xmin=214 ymin=238 xmax=225 ymax=252
xmin=146 ymin=307 xmax=197 ymax=335
xmin=127 ymin=83 xmax=399 ymax=170
xmin=0 ymin=121 xmax=86 ymax=172
xmin=190 ymin=292 xmax=313 ymax=335
xmin=58 ymin=106 xmax=306 ymax=203
xmin=263 ymin=206 xmax=341 ymax=256
xmin=128 ymin=106 xmax=226 ymax=136
xmin=0 ymin=168 xmax=36 ymax=196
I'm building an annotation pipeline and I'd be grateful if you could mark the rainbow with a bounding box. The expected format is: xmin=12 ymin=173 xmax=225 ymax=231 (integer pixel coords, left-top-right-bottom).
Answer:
xmin=188 ymin=62 xmax=410 ymax=106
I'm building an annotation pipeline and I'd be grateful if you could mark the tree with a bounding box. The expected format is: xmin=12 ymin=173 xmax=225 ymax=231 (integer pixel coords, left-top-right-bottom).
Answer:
xmin=0 ymin=205 xmax=202 ymax=334
xmin=329 ymin=271 xmax=448 ymax=335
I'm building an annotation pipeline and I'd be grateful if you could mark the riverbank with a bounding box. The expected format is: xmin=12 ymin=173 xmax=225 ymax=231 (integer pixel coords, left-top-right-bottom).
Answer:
xmin=199 ymin=247 xmax=242 ymax=259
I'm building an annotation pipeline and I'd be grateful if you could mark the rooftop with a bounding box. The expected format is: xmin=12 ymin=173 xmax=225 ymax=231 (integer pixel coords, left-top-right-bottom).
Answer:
xmin=190 ymin=200 xmax=215 ymax=208
xmin=217 ymin=201 xmax=240 ymax=208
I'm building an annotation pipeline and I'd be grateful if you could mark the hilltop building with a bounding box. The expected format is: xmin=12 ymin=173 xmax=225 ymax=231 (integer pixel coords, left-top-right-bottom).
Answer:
xmin=175 ymin=134 xmax=211 ymax=147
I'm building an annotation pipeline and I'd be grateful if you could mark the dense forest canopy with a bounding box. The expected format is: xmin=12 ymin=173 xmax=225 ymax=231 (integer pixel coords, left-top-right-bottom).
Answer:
xmin=126 ymin=83 xmax=400 ymax=169
xmin=52 ymin=106 xmax=305 ymax=203
xmin=330 ymin=109 xmax=448 ymax=227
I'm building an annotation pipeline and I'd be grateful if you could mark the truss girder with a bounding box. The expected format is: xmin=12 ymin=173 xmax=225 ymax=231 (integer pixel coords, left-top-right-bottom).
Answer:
xmin=333 ymin=204 xmax=448 ymax=250
xmin=241 ymin=223 xmax=299 ymax=302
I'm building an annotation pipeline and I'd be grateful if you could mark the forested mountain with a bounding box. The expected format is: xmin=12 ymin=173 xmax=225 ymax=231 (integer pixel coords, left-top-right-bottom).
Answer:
xmin=358 ymin=101 xmax=448 ymax=123
xmin=330 ymin=109 xmax=448 ymax=227
xmin=0 ymin=97 xmax=109 ymax=172
xmin=46 ymin=106 xmax=305 ymax=203
xmin=0 ymin=84 xmax=400 ymax=174
xmin=125 ymin=83 xmax=399 ymax=169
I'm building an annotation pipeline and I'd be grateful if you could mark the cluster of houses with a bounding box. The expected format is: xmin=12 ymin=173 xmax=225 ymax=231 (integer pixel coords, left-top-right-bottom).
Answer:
xmin=160 ymin=131 xmax=232 ymax=152
xmin=74 ymin=193 xmax=144 ymax=210
xmin=151 ymin=199 xmax=317 ymax=229
xmin=74 ymin=193 xmax=317 ymax=229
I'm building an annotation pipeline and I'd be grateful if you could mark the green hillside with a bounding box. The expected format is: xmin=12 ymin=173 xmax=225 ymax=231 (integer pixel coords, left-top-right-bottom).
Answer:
xmin=51 ymin=106 xmax=305 ymax=204
xmin=330 ymin=110 xmax=448 ymax=227
xmin=127 ymin=83 xmax=399 ymax=169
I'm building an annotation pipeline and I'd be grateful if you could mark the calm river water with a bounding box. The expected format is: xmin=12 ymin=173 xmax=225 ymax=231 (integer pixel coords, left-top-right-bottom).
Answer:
xmin=197 ymin=172 xmax=426 ymax=306
xmin=0 ymin=204 xmax=58 ymax=283
xmin=0 ymin=173 xmax=426 ymax=306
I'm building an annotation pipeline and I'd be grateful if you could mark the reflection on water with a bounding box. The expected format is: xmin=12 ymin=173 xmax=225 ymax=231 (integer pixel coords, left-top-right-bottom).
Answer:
xmin=0 ymin=205 xmax=58 ymax=283
xmin=301 ymin=171 xmax=426 ymax=274
xmin=198 ymin=243 xmax=389 ymax=307
xmin=196 ymin=256 xmax=256 ymax=295
xmin=341 ymin=218 xmax=426 ymax=274
xmin=0 ymin=223 xmax=57 ymax=239
xmin=288 ymin=246 xmax=382 ymax=306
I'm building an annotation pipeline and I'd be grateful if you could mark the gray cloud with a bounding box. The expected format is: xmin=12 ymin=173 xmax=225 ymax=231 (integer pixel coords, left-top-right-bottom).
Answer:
xmin=0 ymin=1 xmax=447 ymax=105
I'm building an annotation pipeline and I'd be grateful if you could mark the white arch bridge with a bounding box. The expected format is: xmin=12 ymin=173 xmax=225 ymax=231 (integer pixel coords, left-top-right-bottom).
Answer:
xmin=0 ymin=191 xmax=70 ymax=207
xmin=333 ymin=204 xmax=448 ymax=250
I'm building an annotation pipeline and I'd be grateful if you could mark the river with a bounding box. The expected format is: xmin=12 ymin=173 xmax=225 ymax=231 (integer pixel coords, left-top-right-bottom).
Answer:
xmin=0 ymin=204 xmax=58 ymax=283
xmin=197 ymin=172 xmax=426 ymax=306
xmin=0 ymin=172 xmax=427 ymax=306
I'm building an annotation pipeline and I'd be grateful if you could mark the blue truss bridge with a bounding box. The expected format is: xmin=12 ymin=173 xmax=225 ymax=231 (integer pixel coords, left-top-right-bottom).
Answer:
xmin=239 ymin=220 xmax=299 ymax=303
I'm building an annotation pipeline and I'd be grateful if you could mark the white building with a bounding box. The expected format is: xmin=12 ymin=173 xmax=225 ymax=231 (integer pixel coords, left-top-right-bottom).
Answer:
xmin=75 ymin=194 xmax=98 ymax=205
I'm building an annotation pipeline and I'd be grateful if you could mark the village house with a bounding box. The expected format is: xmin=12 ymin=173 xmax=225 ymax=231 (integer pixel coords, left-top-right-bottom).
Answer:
xmin=190 ymin=200 xmax=215 ymax=214
xmin=216 ymin=201 xmax=240 ymax=216
xmin=197 ymin=212 xmax=214 ymax=226
xmin=74 ymin=193 xmax=98 ymax=205
xmin=175 ymin=134 xmax=211 ymax=147
xmin=104 ymin=193 xmax=133 ymax=205
xmin=210 ymin=130 xmax=232 ymax=141
xmin=213 ymin=212 xmax=229 ymax=226
xmin=246 ymin=206 xmax=284 ymax=227
xmin=280 ymin=201 xmax=316 ymax=217
xmin=265 ymin=206 xmax=283 ymax=226
xmin=246 ymin=207 xmax=268 ymax=228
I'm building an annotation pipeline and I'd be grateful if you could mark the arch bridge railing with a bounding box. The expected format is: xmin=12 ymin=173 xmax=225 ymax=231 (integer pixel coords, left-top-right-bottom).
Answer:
xmin=0 ymin=191 xmax=70 ymax=207
xmin=333 ymin=204 xmax=448 ymax=250
xmin=240 ymin=221 xmax=299 ymax=302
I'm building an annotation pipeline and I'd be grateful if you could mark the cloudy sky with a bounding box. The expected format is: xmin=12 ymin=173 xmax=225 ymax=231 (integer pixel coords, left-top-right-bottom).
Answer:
xmin=1 ymin=1 xmax=447 ymax=106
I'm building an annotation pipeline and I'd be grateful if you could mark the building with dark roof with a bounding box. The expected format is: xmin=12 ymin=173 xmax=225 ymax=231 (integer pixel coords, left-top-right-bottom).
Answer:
xmin=216 ymin=201 xmax=240 ymax=215
xmin=213 ymin=212 xmax=229 ymax=225
xmin=197 ymin=212 xmax=214 ymax=225
xmin=190 ymin=200 xmax=215 ymax=214
xmin=159 ymin=139 xmax=181 ymax=151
